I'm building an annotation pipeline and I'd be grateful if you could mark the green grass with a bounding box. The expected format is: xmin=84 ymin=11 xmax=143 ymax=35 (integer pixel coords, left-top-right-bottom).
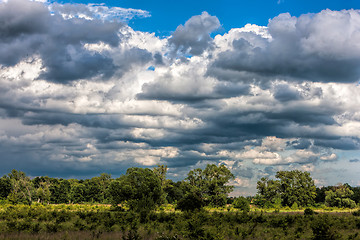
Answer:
xmin=0 ymin=203 xmax=359 ymax=239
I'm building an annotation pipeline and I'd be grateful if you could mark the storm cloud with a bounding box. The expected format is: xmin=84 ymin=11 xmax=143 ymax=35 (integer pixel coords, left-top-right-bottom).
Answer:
xmin=211 ymin=10 xmax=360 ymax=83
xmin=1 ymin=2 xmax=360 ymax=194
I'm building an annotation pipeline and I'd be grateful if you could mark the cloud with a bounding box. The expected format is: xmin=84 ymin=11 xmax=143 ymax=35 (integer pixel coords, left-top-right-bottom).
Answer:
xmin=50 ymin=3 xmax=150 ymax=22
xmin=0 ymin=0 xmax=151 ymax=83
xmin=168 ymin=11 xmax=220 ymax=57
xmin=211 ymin=10 xmax=360 ymax=83
xmin=1 ymin=2 xmax=360 ymax=195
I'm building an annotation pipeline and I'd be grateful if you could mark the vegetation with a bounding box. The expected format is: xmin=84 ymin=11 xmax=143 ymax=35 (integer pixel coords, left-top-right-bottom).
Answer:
xmin=0 ymin=166 xmax=360 ymax=239
xmin=255 ymin=170 xmax=316 ymax=208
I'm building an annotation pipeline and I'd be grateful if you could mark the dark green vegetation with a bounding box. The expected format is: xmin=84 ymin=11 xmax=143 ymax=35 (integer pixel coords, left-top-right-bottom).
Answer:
xmin=0 ymin=166 xmax=360 ymax=239
xmin=0 ymin=204 xmax=360 ymax=239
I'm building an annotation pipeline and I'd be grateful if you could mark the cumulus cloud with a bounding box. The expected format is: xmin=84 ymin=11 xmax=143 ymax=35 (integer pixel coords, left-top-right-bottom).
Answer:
xmin=1 ymin=2 xmax=360 ymax=194
xmin=50 ymin=3 xmax=150 ymax=22
xmin=168 ymin=11 xmax=220 ymax=57
xmin=211 ymin=10 xmax=360 ymax=83
xmin=0 ymin=0 xmax=154 ymax=83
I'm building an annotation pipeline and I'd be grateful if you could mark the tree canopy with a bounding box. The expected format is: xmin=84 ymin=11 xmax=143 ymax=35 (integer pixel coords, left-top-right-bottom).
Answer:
xmin=256 ymin=170 xmax=316 ymax=207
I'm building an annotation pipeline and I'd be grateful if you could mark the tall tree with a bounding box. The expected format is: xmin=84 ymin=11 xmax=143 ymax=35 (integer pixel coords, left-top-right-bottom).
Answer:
xmin=276 ymin=170 xmax=316 ymax=207
xmin=7 ymin=170 xmax=34 ymax=205
xmin=108 ymin=168 xmax=162 ymax=211
xmin=325 ymin=183 xmax=356 ymax=208
xmin=0 ymin=177 xmax=11 ymax=200
xmin=185 ymin=164 xmax=234 ymax=207
xmin=256 ymin=170 xmax=316 ymax=207
xmin=153 ymin=165 xmax=168 ymax=204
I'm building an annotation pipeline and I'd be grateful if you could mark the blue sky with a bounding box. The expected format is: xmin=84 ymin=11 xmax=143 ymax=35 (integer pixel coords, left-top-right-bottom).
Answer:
xmin=59 ymin=0 xmax=360 ymax=35
xmin=1 ymin=0 xmax=360 ymax=196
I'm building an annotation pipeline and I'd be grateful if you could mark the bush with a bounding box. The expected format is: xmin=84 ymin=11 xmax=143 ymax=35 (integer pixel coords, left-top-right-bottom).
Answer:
xmin=291 ymin=202 xmax=299 ymax=210
xmin=304 ymin=208 xmax=315 ymax=216
xmin=352 ymin=209 xmax=360 ymax=216
xmin=233 ymin=197 xmax=250 ymax=212
xmin=311 ymin=215 xmax=339 ymax=240
xmin=176 ymin=192 xmax=204 ymax=212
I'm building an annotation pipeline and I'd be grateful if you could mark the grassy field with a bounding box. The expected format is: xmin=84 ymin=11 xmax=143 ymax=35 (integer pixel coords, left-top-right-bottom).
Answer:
xmin=0 ymin=203 xmax=359 ymax=239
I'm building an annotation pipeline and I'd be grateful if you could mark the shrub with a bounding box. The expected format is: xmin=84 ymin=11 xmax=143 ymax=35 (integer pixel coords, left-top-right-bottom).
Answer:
xmin=304 ymin=208 xmax=315 ymax=216
xmin=176 ymin=192 xmax=204 ymax=212
xmin=352 ymin=209 xmax=360 ymax=217
xmin=311 ymin=215 xmax=339 ymax=240
xmin=291 ymin=202 xmax=299 ymax=210
xmin=233 ymin=197 xmax=250 ymax=212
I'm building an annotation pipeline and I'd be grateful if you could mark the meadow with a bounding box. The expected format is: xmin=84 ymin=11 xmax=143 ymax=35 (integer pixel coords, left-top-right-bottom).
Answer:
xmin=0 ymin=203 xmax=359 ymax=240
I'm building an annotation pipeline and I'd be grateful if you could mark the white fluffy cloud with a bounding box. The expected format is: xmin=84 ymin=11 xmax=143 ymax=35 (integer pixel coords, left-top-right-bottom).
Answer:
xmin=1 ymin=1 xmax=360 ymax=194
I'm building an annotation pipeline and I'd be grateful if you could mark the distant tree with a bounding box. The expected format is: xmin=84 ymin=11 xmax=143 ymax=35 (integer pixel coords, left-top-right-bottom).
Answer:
xmin=0 ymin=177 xmax=11 ymax=200
xmin=315 ymin=186 xmax=332 ymax=204
xmin=256 ymin=170 xmax=316 ymax=207
xmin=152 ymin=165 xmax=168 ymax=204
xmin=7 ymin=170 xmax=34 ymax=205
xmin=35 ymin=180 xmax=51 ymax=204
xmin=164 ymin=180 xmax=184 ymax=204
xmin=325 ymin=183 xmax=356 ymax=208
xmin=176 ymin=189 xmax=204 ymax=211
xmin=185 ymin=164 xmax=234 ymax=207
xmin=351 ymin=186 xmax=360 ymax=204
xmin=108 ymin=168 xmax=162 ymax=211
xmin=49 ymin=179 xmax=71 ymax=204
xmin=276 ymin=170 xmax=316 ymax=207
xmin=70 ymin=182 xmax=86 ymax=203
xmin=233 ymin=196 xmax=250 ymax=212
xmin=255 ymin=177 xmax=281 ymax=207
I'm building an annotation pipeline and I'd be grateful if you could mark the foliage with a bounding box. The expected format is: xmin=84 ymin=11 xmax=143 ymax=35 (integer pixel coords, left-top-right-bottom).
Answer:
xmin=176 ymin=191 xmax=204 ymax=212
xmin=304 ymin=208 xmax=315 ymax=215
xmin=232 ymin=196 xmax=250 ymax=212
xmin=310 ymin=215 xmax=340 ymax=240
xmin=0 ymin=177 xmax=11 ymax=200
xmin=7 ymin=170 xmax=34 ymax=205
xmin=108 ymin=168 xmax=162 ymax=211
xmin=325 ymin=184 xmax=356 ymax=208
xmin=0 ymin=203 xmax=358 ymax=239
xmin=256 ymin=170 xmax=316 ymax=207
xmin=186 ymin=164 xmax=234 ymax=207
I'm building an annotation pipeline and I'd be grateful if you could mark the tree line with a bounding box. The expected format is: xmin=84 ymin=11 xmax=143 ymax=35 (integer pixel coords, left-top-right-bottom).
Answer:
xmin=0 ymin=166 xmax=359 ymax=210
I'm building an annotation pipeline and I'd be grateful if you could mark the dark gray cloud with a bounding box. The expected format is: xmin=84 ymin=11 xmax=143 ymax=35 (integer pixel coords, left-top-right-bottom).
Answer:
xmin=314 ymin=138 xmax=360 ymax=150
xmin=211 ymin=10 xmax=360 ymax=83
xmin=273 ymin=84 xmax=302 ymax=102
xmin=0 ymin=3 xmax=359 ymax=194
xmin=138 ymin=80 xmax=250 ymax=102
xmin=289 ymin=139 xmax=312 ymax=149
xmin=0 ymin=0 xmax=124 ymax=83
xmin=168 ymin=11 xmax=220 ymax=56
xmin=349 ymin=159 xmax=359 ymax=163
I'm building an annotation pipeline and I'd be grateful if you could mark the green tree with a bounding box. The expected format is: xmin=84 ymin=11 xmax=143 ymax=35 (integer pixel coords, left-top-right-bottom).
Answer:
xmin=185 ymin=164 xmax=234 ymax=207
xmin=233 ymin=196 xmax=250 ymax=212
xmin=152 ymin=165 xmax=168 ymax=204
xmin=49 ymin=179 xmax=71 ymax=204
xmin=69 ymin=182 xmax=86 ymax=203
xmin=7 ymin=170 xmax=34 ymax=205
xmin=164 ymin=180 xmax=185 ymax=203
xmin=276 ymin=170 xmax=316 ymax=207
xmin=0 ymin=177 xmax=11 ymax=200
xmin=325 ymin=183 xmax=356 ymax=208
xmin=255 ymin=177 xmax=281 ymax=207
xmin=256 ymin=170 xmax=316 ymax=207
xmin=108 ymin=167 xmax=162 ymax=211
xmin=176 ymin=189 xmax=204 ymax=211
xmin=35 ymin=180 xmax=51 ymax=204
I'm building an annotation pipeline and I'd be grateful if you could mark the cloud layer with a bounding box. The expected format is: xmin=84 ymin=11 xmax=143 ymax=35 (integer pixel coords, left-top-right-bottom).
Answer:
xmin=1 ymin=0 xmax=360 ymax=194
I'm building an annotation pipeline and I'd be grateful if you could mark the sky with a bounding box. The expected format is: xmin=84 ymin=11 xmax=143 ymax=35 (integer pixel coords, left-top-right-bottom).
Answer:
xmin=1 ymin=0 xmax=360 ymax=196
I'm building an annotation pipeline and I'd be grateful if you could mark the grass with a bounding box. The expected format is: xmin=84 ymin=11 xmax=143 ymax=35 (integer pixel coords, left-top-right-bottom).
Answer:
xmin=0 ymin=203 xmax=359 ymax=239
